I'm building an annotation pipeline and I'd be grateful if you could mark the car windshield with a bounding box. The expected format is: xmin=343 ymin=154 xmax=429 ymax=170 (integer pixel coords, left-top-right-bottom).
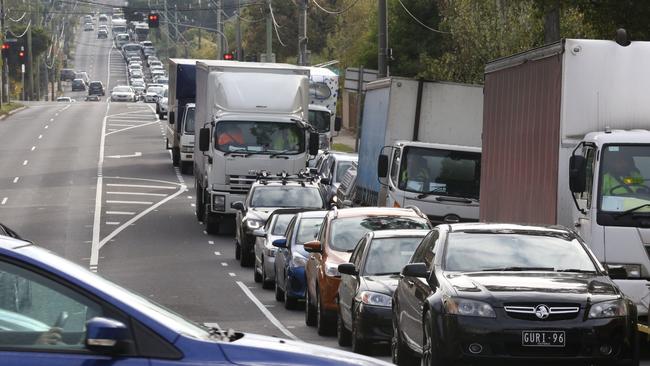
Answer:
xmin=443 ymin=231 xmax=598 ymax=273
xmin=184 ymin=108 xmax=195 ymax=134
xmin=329 ymin=216 xmax=430 ymax=252
xmin=147 ymin=87 xmax=163 ymax=94
xmin=397 ymin=146 xmax=481 ymax=200
xmin=308 ymin=109 xmax=330 ymax=133
xmin=113 ymin=86 xmax=132 ymax=93
xmin=599 ymin=144 xmax=650 ymax=213
xmin=271 ymin=214 xmax=294 ymax=235
xmin=335 ymin=161 xmax=355 ymax=183
xmin=214 ymin=121 xmax=305 ymax=154
xmin=363 ymin=236 xmax=424 ymax=275
xmin=250 ymin=187 xmax=323 ymax=208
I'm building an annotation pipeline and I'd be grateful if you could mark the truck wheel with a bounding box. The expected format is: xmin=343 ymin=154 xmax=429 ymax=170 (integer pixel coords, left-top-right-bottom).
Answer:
xmin=172 ymin=148 xmax=180 ymax=166
xmin=205 ymin=212 xmax=220 ymax=235
xmin=180 ymin=161 xmax=192 ymax=175
xmin=195 ymin=181 xmax=205 ymax=221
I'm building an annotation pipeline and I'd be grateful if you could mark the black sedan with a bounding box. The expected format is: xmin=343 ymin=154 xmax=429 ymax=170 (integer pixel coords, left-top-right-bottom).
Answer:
xmin=337 ymin=229 xmax=429 ymax=354
xmin=392 ymin=223 xmax=639 ymax=366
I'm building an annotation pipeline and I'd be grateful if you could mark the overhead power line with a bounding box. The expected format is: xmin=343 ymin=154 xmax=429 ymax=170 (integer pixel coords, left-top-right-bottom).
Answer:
xmin=268 ymin=2 xmax=286 ymax=47
xmin=396 ymin=0 xmax=451 ymax=34
xmin=8 ymin=19 xmax=32 ymax=38
xmin=311 ymin=0 xmax=361 ymax=15
xmin=7 ymin=12 xmax=27 ymax=23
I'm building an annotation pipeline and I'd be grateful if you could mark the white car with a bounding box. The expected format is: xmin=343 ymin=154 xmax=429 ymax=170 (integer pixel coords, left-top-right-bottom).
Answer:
xmin=156 ymin=87 xmax=168 ymax=118
xmin=150 ymin=69 xmax=166 ymax=79
xmin=129 ymin=77 xmax=145 ymax=86
xmin=111 ymin=85 xmax=136 ymax=102
xmin=129 ymin=69 xmax=144 ymax=79
xmin=83 ymin=23 xmax=94 ymax=31
xmin=153 ymin=76 xmax=168 ymax=85
xmin=56 ymin=97 xmax=76 ymax=102
xmin=148 ymin=60 xmax=163 ymax=68
xmin=140 ymin=40 xmax=153 ymax=48
xmin=144 ymin=86 xmax=164 ymax=103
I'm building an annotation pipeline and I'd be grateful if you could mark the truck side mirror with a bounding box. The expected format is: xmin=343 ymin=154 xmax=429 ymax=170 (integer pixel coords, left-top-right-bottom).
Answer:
xmin=334 ymin=117 xmax=342 ymax=132
xmin=199 ymin=128 xmax=210 ymax=152
xmin=309 ymin=132 xmax=320 ymax=156
xmin=169 ymin=111 xmax=175 ymax=125
xmin=569 ymin=155 xmax=587 ymax=193
xmin=378 ymin=154 xmax=389 ymax=178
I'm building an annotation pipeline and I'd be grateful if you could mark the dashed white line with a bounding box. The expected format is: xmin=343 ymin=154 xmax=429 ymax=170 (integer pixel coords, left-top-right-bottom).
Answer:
xmin=106 ymin=222 xmax=121 ymax=225
xmin=105 ymin=200 xmax=153 ymax=205
xmin=31 ymin=146 xmax=35 ymax=151
xmin=38 ymin=135 xmax=42 ymax=139
xmin=22 ymin=160 xmax=28 ymax=166
xmin=107 ymin=191 xmax=167 ymax=197
xmin=13 ymin=177 xmax=19 ymax=183
xmin=106 ymin=211 xmax=135 ymax=215
xmin=229 ymin=273 xmax=236 ymax=277
xmin=1 ymin=197 xmax=7 ymax=205
xmin=235 ymin=281 xmax=299 ymax=340
xmin=106 ymin=183 xmax=176 ymax=190
xmin=44 ymin=125 xmax=49 ymax=129
xmin=209 ymin=241 xmax=215 ymax=245
xmin=221 ymin=262 xmax=228 ymax=267
xmin=50 ymin=118 xmax=54 ymax=122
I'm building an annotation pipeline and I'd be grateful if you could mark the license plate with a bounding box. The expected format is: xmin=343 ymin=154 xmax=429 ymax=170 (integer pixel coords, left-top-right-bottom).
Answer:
xmin=521 ymin=331 xmax=565 ymax=347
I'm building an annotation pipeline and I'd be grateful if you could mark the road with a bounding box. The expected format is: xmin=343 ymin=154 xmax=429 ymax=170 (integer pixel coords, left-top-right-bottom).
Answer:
xmin=0 ymin=7 xmax=646 ymax=366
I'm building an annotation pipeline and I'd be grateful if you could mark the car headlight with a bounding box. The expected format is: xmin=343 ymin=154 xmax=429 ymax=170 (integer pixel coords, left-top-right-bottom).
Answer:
xmin=358 ymin=291 xmax=392 ymax=307
xmin=246 ymin=219 xmax=262 ymax=230
xmin=211 ymin=195 xmax=225 ymax=212
xmin=325 ymin=262 xmax=340 ymax=277
xmin=606 ymin=263 xmax=642 ymax=278
xmin=291 ymin=252 xmax=307 ymax=267
xmin=588 ymin=299 xmax=627 ymax=319
xmin=443 ymin=296 xmax=496 ymax=318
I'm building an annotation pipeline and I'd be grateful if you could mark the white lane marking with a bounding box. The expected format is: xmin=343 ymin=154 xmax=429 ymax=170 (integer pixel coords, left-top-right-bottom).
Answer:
xmin=13 ymin=177 xmax=19 ymax=183
xmin=106 ymin=222 xmax=120 ymax=225
xmin=187 ymin=196 xmax=193 ymax=199
xmin=209 ymin=241 xmax=215 ymax=245
xmin=106 ymin=152 xmax=142 ymax=159
xmin=106 ymin=191 xmax=167 ymax=197
xmin=229 ymin=273 xmax=236 ymax=277
xmin=105 ymin=121 xmax=159 ymax=136
xmin=106 ymin=211 xmax=135 ymax=215
xmin=50 ymin=118 xmax=54 ymax=122
xmin=31 ymin=146 xmax=35 ymax=151
xmin=221 ymin=262 xmax=228 ymax=267
xmin=106 ymin=183 xmax=176 ymax=190
xmin=38 ymin=135 xmax=42 ymax=139
xmin=90 ymin=102 xmax=111 ymax=270
xmin=235 ymin=281 xmax=300 ymax=340
xmin=108 ymin=123 xmax=143 ymax=127
xmin=1 ymin=197 xmax=6 ymax=205
xmin=98 ymin=184 xmax=187 ymax=250
xmin=104 ymin=176 xmax=183 ymax=187
xmin=54 ymin=113 xmax=58 ymax=117
xmin=105 ymin=200 xmax=153 ymax=205
xmin=44 ymin=125 xmax=49 ymax=129
xmin=22 ymin=160 xmax=28 ymax=166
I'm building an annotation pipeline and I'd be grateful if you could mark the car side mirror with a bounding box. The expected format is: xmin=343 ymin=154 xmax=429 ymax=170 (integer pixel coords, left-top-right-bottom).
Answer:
xmin=199 ymin=128 xmax=210 ymax=152
xmin=303 ymin=240 xmax=322 ymax=253
xmin=230 ymin=201 xmax=245 ymax=211
xmin=569 ymin=155 xmax=587 ymax=193
xmin=606 ymin=265 xmax=628 ymax=280
xmin=85 ymin=317 xmax=129 ymax=354
xmin=338 ymin=263 xmax=358 ymax=276
xmin=272 ymin=238 xmax=287 ymax=248
xmin=309 ymin=132 xmax=320 ymax=156
xmin=401 ymin=263 xmax=429 ymax=278
xmin=334 ymin=117 xmax=342 ymax=132
xmin=377 ymin=154 xmax=389 ymax=178
xmin=169 ymin=111 xmax=175 ymax=125
xmin=253 ymin=229 xmax=266 ymax=237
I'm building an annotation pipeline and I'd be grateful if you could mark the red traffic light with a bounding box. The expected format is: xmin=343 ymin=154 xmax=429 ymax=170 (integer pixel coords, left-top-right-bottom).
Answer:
xmin=148 ymin=14 xmax=158 ymax=21
xmin=223 ymin=53 xmax=234 ymax=60
xmin=148 ymin=13 xmax=160 ymax=28
xmin=1 ymin=43 xmax=9 ymax=50
xmin=18 ymin=51 xmax=24 ymax=58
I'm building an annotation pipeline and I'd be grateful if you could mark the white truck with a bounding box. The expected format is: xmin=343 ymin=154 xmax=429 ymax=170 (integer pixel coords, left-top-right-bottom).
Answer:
xmin=481 ymin=38 xmax=650 ymax=323
xmin=194 ymin=61 xmax=320 ymax=234
xmin=308 ymin=67 xmax=340 ymax=149
xmin=356 ymin=77 xmax=483 ymax=224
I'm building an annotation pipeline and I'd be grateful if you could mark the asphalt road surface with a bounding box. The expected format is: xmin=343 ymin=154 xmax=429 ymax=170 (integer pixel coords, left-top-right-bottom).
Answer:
xmin=0 ymin=5 xmax=647 ymax=365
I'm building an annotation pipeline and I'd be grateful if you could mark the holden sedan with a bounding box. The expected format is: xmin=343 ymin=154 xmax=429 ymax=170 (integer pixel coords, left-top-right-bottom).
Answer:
xmin=0 ymin=235 xmax=393 ymax=366
xmin=110 ymin=85 xmax=136 ymax=102
xmin=391 ymin=223 xmax=639 ymax=366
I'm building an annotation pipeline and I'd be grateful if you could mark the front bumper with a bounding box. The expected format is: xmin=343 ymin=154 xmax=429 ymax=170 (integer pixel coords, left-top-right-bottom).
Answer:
xmin=355 ymin=304 xmax=393 ymax=343
xmin=287 ymin=266 xmax=307 ymax=299
xmin=436 ymin=313 xmax=636 ymax=363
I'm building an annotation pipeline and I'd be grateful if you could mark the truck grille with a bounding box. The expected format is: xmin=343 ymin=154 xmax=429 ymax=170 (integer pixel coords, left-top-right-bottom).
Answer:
xmin=228 ymin=175 xmax=256 ymax=193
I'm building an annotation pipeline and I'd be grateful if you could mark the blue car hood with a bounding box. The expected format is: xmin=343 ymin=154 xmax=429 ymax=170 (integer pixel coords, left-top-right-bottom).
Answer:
xmin=222 ymin=332 xmax=392 ymax=365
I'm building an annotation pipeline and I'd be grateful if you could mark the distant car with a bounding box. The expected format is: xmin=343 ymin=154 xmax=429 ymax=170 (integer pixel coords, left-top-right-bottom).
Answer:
xmin=71 ymin=78 xmax=86 ymax=91
xmin=337 ymin=229 xmax=429 ymax=353
xmin=334 ymin=162 xmax=358 ymax=208
xmin=115 ymin=33 xmax=129 ymax=48
xmin=59 ymin=68 xmax=76 ymax=82
xmin=146 ymin=56 xmax=159 ymax=65
xmin=144 ymin=86 xmax=163 ymax=103
xmin=391 ymin=223 xmax=639 ymax=366
xmin=155 ymin=87 xmax=168 ymax=118
xmin=150 ymin=64 xmax=164 ymax=72
xmin=110 ymin=85 xmax=136 ymax=102
xmin=97 ymin=29 xmax=108 ymax=39
xmin=83 ymin=22 xmax=94 ymax=31
xmin=140 ymin=40 xmax=153 ymax=48
xmin=129 ymin=77 xmax=145 ymax=87
xmin=273 ymin=210 xmax=327 ymax=309
xmin=316 ymin=151 xmax=358 ymax=204
xmin=56 ymin=97 xmax=75 ymax=102
xmin=132 ymin=85 xmax=145 ymax=97
xmin=253 ymin=209 xmax=303 ymax=289
xmin=128 ymin=68 xmax=143 ymax=79
xmin=148 ymin=60 xmax=163 ymax=69
xmin=153 ymin=76 xmax=168 ymax=85
xmin=0 ymin=235 xmax=396 ymax=366
xmin=85 ymin=94 xmax=100 ymax=101
xmin=87 ymin=81 xmax=105 ymax=96
xmin=74 ymin=71 xmax=90 ymax=86
xmin=98 ymin=14 xmax=108 ymax=22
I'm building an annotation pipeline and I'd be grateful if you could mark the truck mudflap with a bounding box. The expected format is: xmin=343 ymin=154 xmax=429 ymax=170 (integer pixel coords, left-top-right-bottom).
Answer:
xmin=613 ymin=279 xmax=650 ymax=317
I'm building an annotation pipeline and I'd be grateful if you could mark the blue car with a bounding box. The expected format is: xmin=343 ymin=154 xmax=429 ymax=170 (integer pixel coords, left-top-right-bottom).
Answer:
xmin=273 ymin=210 xmax=327 ymax=309
xmin=0 ymin=235 xmax=392 ymax=365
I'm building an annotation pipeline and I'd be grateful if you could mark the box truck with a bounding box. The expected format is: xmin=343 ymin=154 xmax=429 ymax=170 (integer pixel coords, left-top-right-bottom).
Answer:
xmin=307 ymin=67 xmax=340 ymax=149
xmin=194 ymin=61 xmax=319 ymax=234
xmin=356 ymin=77 xmax=483 ymax=223
xmin=481 ymin=38 xmax=650 ymax=320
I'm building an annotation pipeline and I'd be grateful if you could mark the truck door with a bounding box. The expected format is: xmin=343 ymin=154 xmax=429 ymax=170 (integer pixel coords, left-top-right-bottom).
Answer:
xmin=387 ymin=147 xmax=403 ymax=207
xmin=574 ymin=145 xmax=596 ymax=253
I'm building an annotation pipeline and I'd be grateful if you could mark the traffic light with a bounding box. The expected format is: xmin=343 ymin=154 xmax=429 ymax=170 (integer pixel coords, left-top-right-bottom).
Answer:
xmin=223 ymin=52 xmax=234 ymax=60
xmin=148 ymin=13 xmax=159 ymax=28
xmin=1 ymin=43 xmax=9 ymax=57
xmin=18 ymin=46 xmax=25 ymax=62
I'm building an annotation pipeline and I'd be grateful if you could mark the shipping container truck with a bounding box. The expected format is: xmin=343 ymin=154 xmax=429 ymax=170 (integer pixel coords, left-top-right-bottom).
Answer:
xmin=356 ymin=77 xmax=483 ymax=223
xmin=307 ymin=67 xmax=341 ymax=149
xmin=166 ymin=59 xmax=207 ymax=175
xmin=194 ymin=61 xmax=319 ymax=234
xmin=481 ymin=38 xmax=650 ymax=321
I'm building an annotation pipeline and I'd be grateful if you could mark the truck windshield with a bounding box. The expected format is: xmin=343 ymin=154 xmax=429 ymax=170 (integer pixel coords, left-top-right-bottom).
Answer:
xmin=183 ymin=108 xmax=195 ymax=134
xmin=599 ymin=144 xmax=650 ymax=213
xmin=214 ymin=121 xmax=305 ymax=155
xmin=308 ymin=110 xmax=330 ymax=133
xmin=397 ymin=146 xmax=480 ymax=200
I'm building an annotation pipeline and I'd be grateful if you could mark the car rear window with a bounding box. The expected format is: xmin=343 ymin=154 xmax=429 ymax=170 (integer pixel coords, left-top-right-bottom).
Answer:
xmin=329 ymin=216 xmax=430 ymax=252
xmin=250 ymin=186 xmax=323 ymax=208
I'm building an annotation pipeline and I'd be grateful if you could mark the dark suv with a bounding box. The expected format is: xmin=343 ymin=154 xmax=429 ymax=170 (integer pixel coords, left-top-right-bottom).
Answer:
xmin=71 ymin=78 xmax=86 ymax=91
xmin=60 ymin=68 xmax=76 ymax=82
xmin=88 ymin=81 xmax=105 ymax=96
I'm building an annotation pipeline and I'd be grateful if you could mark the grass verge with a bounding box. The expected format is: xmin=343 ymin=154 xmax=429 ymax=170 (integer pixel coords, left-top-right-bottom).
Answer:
xmin=331 ymin=143 xmax=355 ymax=153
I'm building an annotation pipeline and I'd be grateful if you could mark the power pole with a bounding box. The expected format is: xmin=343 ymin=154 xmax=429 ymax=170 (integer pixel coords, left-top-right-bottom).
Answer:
xmin=378 ymin=0 xmax=388 ymax=78
xmin=0 ymin=0 xmax=4 ymax=107
xmin=217 ymin=0 xmax=224 ymax=60
xmin=164 ymin=0 xmax=171 ymax=55
xmin=297 ymin=0 xmax=307 ymax=65
xmin=1 ymin=0 xmax=6 ymax=104
xmin=236 ymin=0 xmax=242 ymax=60
xmin=26 ymin=25 xmax=33 ymax=100
xmin=265 ymin=0 xmax=272 ymax=62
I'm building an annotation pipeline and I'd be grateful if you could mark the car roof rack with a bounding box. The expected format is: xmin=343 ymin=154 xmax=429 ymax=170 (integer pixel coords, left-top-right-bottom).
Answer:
xmin=404 ymin=205 xmax=428 ymax=220
xmin=251 ymin=169 xmax=318 ymax=186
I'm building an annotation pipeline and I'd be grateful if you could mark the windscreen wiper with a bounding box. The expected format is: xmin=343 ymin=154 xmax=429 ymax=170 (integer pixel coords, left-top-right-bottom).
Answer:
xmin=614 ymin=204 xmax=650 ymax=219
xmin=269 ymin=150 xmax=291 ymax=159
xmin=416 ymin=187 xmax=448 ymax=199
xmin=480 ymin=266 xmax=555 ymax=272
xmin=371 ymin=271 xmax=400 ymax=276
xmin=555 ymin=268 xmax=597 ymax=274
